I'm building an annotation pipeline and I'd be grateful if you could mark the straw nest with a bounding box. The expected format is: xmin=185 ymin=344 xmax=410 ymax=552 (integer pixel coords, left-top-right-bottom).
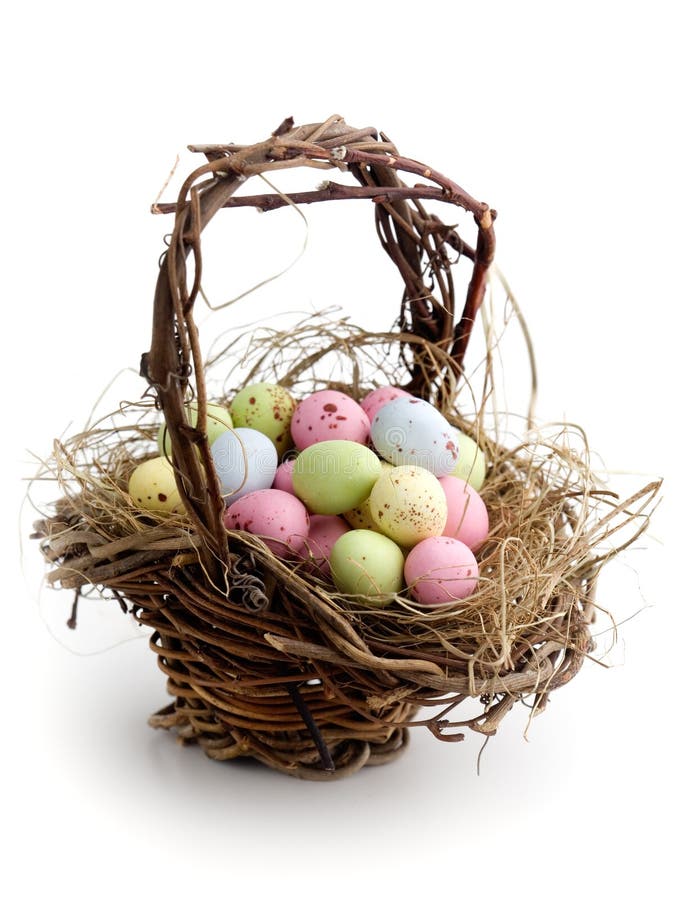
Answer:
xmin=32 ymin=117 xmax=660 ymax=779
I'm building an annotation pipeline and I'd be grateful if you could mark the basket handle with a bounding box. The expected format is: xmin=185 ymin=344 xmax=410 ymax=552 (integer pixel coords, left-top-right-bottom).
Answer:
xmin=141 ymin=116 xmax=496 ymax=578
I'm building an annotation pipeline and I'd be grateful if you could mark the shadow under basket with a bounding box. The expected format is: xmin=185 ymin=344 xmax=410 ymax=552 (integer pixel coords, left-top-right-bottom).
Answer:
xmin=33 ymin=116 xmax=660 ymax=780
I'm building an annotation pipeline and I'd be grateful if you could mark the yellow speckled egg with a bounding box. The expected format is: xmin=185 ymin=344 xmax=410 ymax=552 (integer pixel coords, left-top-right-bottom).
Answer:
xmin=128 ymin=457 xmax=184 ymax=514
xmin=369 ymin=464 xmax=447 ymax=548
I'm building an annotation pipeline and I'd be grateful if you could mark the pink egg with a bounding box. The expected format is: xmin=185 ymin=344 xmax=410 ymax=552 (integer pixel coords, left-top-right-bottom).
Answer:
xmin=404 ymin=536 xmax=479 ymax=604
xmin=223 ymin=489 xmax=309 ymax=559
xmin=290 ymin=390 xmax=370 ymax=450
xmin=438 ymin=476 xmax=489 ymax=550
xmin=296 ymin=514 xmax=350 ymax=577
xmin=361 ymin=386 xmax=412 ymax=425
xmin=273 ymin=458 xmax=296 ymax=494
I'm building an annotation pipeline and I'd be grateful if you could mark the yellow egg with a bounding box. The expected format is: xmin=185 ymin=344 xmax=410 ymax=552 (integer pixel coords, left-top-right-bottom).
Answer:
xmin=450 ymin=432 xmax=487 ymax=491
xmin=369 ymin=465 xmax=447 ymax=548
xmin=343 ymin=461 xmax=393 ymax=531
xmin=128 ymin=457 xmax=184 ymax=514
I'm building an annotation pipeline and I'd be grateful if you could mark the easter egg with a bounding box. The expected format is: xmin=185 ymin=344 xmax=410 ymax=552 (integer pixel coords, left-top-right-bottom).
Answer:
xmin=404 ymin=536 xmax=479 ymax=604
xmin=369 ymin=464 xmax=447 ymax=548
xmin=224 ymin=489 xmax=309 ymax=559
xmin=296 ymin=514 xmax=350 ymax=577
xmin=370 ymin=396 xmax=459 ymax=477
xmin=290 ymin=389 xmax=370 ymax=450
xmin=449 ymin=431 xmax=487 ymax=491
xmin=360 ymin=386 xmax=412 ymax=425
xmin=330 ymin=529 xmax=405 ymax=597
xmin=273 ymin=458 xmax=296 ymax=494
xmin=230 ymin=382 xmax=296 ymax=458
xmin=292 ymin=440 xmax=382 ymax=515
xmin=157 ymin=401 xmax=233 ymax=458
xmin=343 ymin=460 xmax=394 ymax=531
xmin=439 ymin=476 xmax=489 ymax=550
xmin=210 ymin=427 xmax=277 ymax=505
xmin=128 ymin=456 xmax=184 ymax=514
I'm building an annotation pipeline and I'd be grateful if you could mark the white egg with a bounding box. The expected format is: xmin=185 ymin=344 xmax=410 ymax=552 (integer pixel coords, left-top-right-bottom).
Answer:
xmin=210 ymin=427 xmax=278 ymax=505
xmin=370 ymin=396 xmax=460 ymax=477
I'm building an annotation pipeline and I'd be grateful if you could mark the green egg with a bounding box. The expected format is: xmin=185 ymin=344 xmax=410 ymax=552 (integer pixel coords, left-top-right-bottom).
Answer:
xmin=128 ymin=456 xmax=184 ymax=514
xmin=330 ymin=529 xmax=404 ymax=597
xmin=343 ymin=460 xmax=393 ymax=531
xmin=292 ymin=440 xmax=382 ymax=515
xmin=230 ymin=382 xmax=296 ymax=458
xmin=450 ymin=432 xmax=487 ymax=491
xmin=157 ymin=402 xmax=233 ymax=458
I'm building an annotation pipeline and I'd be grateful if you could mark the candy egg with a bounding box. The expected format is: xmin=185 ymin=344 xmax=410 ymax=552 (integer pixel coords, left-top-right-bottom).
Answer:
xmin=128 ymin=456 xmax=184 ymax=514
xmin=230 ymin=382 xmax=296 ymax=458
xmin=439 ymin=476 xmax=489 ymax=550
xmin=290 ymin=389 xmax=370 ymax=450
xmin=210 ymin=427 xmax=277 ymax=505
xmin=224 ymin=489 xmax=309 ymax=559
xmin=343 ymin=460 xmax=394 ymax=531
xmin=449 ymin=431 xmax=487 ymax=491
xmin=157 ymin=401 xmax=233 ymax=458
xmin=273 ymin=458 xmax=296 ymax=494
xmin=371 ymin=396 xmax=459 ymax=477
xmin=360 ymin=386 xmax=412 ymax=425
xmin=292 ymin=440 xmax=382 ymax=515
xmin=330 ymin=529 xmax=405 ymax=597
xmin=369 ymin=464 xmax=447 ymax=548
xmin=296 ymin=514 xmax=350 ymax=577
xmin=404 ymin=536 xmax=479 ymax=604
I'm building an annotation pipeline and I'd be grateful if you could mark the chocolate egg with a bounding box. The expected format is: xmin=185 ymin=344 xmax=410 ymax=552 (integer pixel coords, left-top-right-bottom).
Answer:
xmin=292 ymin=440 xmax=382 ymax=515
xmin=157 ymin=401 xmax=233 ymax=458
xmin=439 ymin=476 xmax=489 ymax=550
xmin=369 ymin=464 xmax=447 ymax=548
xmin=404 ymin=536 xmax=479 ymax=604
xmin=330 ymin=529 xmax=405 ymax=597
xmin=449 ymin=431 xmax=487 ymax=491
xmin=210 ymin=427 xmax=277 ymax=505
xmin=128 ymin=456 xmax=184 ymax=514
xmin=371 ymin=396 xmax=459 ymax=476
xmin=224 ymin=489 xmax=309 ymax=559
xmin=290 ymin=390 xmax=370 ymax=450
xmin=230 ymin=382 xmax=296 ymax=458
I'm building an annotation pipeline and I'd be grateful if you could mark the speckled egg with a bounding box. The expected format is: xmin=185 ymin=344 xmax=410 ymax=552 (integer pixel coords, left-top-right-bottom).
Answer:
xmin=290 ymin=389 xmax=370 ymax=450
xmin=439 ymin=476 xmax=489 ymax=550
xmin=223 ymin=489 xmax=309 ymax=559
xmin=229 ymin=382 xmax=296 ymax=458
xmin=210 ymin=427 xmax=277 ymax=505
xmin=369 ymin=465 xmax=447 ymax=548
xmin=157 ymin=401 xmax=233 ymax=458
xmin=360 ymin=386 xmax=412 ymax=426
xmin=273 ymin=458 xmax=296 ymax=494
xmin=296 ymin=514 xmax=350 ymax=577
xmin=128 ymin=456 xmax=184 ymax=514
xmin=370 ymin=396 xmax=459 ymax=477
xmin=449 ymin=430 xmax=487 ymax=492
xmin=404 ymin=536 xmax=479 ymax=604
xmin=330 ymin=529 xmax=405 ymax=597
xmin=292 ymin=440 xmax=382 ymax=515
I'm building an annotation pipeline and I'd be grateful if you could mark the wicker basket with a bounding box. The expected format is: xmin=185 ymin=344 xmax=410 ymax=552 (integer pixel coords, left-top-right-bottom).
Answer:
xmin=34 ymin=116 xmax=659 ymax=780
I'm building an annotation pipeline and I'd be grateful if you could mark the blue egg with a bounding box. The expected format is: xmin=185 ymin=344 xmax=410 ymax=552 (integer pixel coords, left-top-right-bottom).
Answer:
xmin=210 ymin=427 xmax=277 ymax=505
xmin=370 ymin=397 xmax=460 ymax=477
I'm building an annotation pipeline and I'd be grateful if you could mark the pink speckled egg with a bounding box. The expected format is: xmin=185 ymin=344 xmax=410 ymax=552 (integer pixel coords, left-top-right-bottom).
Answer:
xmin=361 ymin=386 xmax=412 ymax=425
xmin=438 ymin=476 xmax=489 ymax=551
xmin=404 ymin=536 xmax=479 ymax=604
xmin=273 ymin=458 xmax=296 ymax=494
xmin=296 ymin=514 xmax=350 ymax=577
xmin=223 ymin=489 xmax=309 ymax=559
xmin=290 ymin=390 xmax=370 ymax=450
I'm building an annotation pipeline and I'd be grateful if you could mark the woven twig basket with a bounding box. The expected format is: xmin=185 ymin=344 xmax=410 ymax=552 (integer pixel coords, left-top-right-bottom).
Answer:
xmin=34 ymin=116 xmax=659 ymax=780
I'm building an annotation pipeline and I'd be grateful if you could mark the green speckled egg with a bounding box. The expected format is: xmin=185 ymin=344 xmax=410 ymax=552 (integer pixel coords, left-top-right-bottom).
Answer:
xmin=128 ymin=457 xmax=184 ymax=514
xmin=292 ymin=441 xmax=382 ymax=515
xmin=330 ymin=529 xmax=404 ymax=597
xmin=230 ymin=382 xmax=296 ymax=458
xmin=449 ymin=432 xmax=487 ymax=491
xmin=369 ymin=464 xmax=447 ymax=548
xmin=157 ymin=402 xmax=233 ymax=458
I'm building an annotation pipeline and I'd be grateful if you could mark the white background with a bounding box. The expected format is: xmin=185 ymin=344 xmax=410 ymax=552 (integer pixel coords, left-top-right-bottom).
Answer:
xmin=2 ymin=1 xmax=678 ymax=897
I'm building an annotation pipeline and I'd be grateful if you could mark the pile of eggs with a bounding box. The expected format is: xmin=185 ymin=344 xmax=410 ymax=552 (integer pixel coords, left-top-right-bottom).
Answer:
xmin=128 ymin=383 xmax=489 ymax=606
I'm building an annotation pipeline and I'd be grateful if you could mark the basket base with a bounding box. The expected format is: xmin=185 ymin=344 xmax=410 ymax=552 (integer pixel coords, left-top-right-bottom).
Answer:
xmin=149 ymin=701 xmax=411 ymax=780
